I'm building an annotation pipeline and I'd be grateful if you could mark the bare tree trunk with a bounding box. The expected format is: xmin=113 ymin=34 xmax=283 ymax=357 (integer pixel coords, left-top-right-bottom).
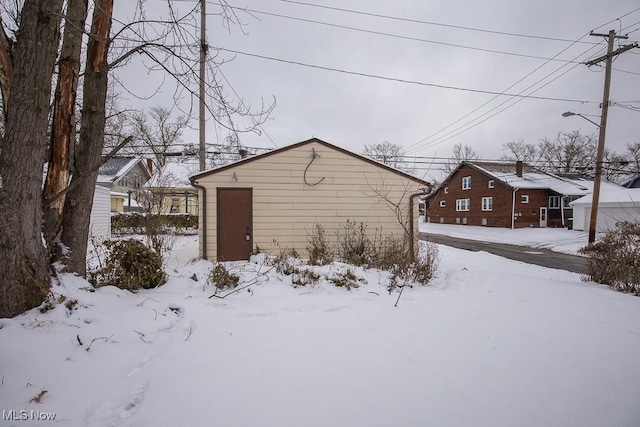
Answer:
xmin=61 ymin=0 xmax=113 ymax=276
xmin=43 ymin=0 xmax=89 ymax=257
xmin=0 ymin=0 xmax=64 ymax=318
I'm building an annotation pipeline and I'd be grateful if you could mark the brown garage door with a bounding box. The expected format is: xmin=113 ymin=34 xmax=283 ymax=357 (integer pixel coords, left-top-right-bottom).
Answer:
xmin=217 ymin=188 xmax=253 ymax=261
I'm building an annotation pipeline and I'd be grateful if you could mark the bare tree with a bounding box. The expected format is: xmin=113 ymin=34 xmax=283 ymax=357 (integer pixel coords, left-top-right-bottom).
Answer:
xmin=500 ymin=140 xmax=541 ymax=164
xmin=59 ymin=1 xmax=274 ymax=275
xmin=538 ymin=130 xmax=596 ymax=174
xmin=42 ymin=0 xmax=89 ymax=257
xmin=443 ymin=142 xmax=479 ymax=173
xmin=363 ymin=141 xmax=414 ymax=174
xmin=0 ymin=0 xmax=276 ymax=314
xmin=624 ymin=142 xmax=640 ymax=174
xmin=129 ymin=106 xmax=189 ymax=169
xmin=209 ymin=132 xmax=256 ymax=167
xmin=0 ymin=0 xmax=65 ymax=317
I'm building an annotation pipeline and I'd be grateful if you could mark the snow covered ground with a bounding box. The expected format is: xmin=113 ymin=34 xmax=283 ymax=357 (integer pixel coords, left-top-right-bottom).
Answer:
xmin=1 ymin=235 xmax=640 ymax=427
xmin=420 ymin=222 xmax=592 ymax=255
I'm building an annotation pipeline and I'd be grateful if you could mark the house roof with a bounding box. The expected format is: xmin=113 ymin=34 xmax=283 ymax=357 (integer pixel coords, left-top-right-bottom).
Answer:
xmin=190 ymin=138 xmax=432 ymax=188
xmin=623 ymin=175 xmax=640 ymax=188
xmin=428 ymin=161 xmax=622 ymax=197
xmin=570 ymin=188 xmax=640 ymax=206
xmin=97 ymin=157 xmax=150 ymax=184
xmin=145 ymin=162 xmax=198 ymax=189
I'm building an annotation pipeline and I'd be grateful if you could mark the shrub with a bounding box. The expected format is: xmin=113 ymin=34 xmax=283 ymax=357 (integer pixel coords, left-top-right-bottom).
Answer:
xmin=208 ymin=263 xmax=240 ymax=290
xmin=292 ymin=269 xmax=321 ymax=288
xmin=307 ymin=224 xmax=333 ymax=266
xmin=336 ymin=220 xmax=374 ymax=266
xmin=371 ymin=233 xmax=410 ymax=271
xmin=579 ymin=221 xmax=640 ymax=296
xmin=328 ymin=267 xmax=366 ymax=290
xmin=111 ymin=213 xmax=198 ymax=235
xmin=271 ymin=247 xmax=301 ymax=275
xmin=89 ymin=239 xmax=166 ymax=291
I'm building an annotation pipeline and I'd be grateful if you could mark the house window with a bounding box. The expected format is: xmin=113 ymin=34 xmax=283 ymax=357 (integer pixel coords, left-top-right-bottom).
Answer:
xmin=488 ymin=180 xmax=495 ymax=188
xmin=440 ymin=200 xmax=446 ymax=207
xmin=171 ymin=198 xmax=179 ymax=213
xmin=456 ymin=198 xmax=470 ymax=211
xmin=444 ymin=187 xmax=449 ymax=194
xmin=462 ymin=176 xmax=471 ymax=190
xmin=549 ymin=196 xmax=560 ymax=209
xmin=133 ymin=174 xmax=141 ymax=188
xmin=563 ymin=195 xmax=579 ymax=207
xmin=521 ymin=195 xmax=529 ymax=204
xmin=121 ymin=177 xmax=128 ymax=187
xmin=482 ymin=197 xmax=493 ymax=211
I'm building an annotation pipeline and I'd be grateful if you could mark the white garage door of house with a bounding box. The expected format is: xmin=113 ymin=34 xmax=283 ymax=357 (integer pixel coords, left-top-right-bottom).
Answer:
xmin=584 ymin=206 xmax=640 ymax=233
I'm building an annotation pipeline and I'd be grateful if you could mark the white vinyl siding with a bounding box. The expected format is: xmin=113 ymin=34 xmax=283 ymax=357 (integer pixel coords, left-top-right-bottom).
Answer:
xmin=89 ymin=186 xmax=111 ymax=240
xmin=456 ymin=198 xmax=470 ymax=211
xmin=482 ymin=197 xmax=493 ymax=211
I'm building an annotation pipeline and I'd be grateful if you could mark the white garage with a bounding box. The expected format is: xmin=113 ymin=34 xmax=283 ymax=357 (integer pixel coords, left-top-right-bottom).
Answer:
xmin=570 ymin=188 xmax=640 ymax=232
xmin=90 ymin=185 xmax=112 ymax=240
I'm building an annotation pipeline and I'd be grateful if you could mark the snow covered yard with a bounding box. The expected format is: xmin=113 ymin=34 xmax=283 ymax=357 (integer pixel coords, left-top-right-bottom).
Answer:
xmin=1 ymin=236 xmax=640 ymax=427
xmin=421 ymin=222 xmax=592 ymax=255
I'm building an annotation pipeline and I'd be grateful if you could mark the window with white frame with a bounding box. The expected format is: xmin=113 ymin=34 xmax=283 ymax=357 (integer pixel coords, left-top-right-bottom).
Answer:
xmin=456 ymin=198 xmax=470 ymax=211
xmin=462 ymin=176 xmax=471 ymax=190
xmin=488 ymin=180 xmax=495 ymax=188
xmin=444 ymin=187 xmax=449 ymax=194
xmin=482 ymin=197 xmax=493 ymax=211
xmin=440 ymin=200 xmax=446 ymax=207
xmin=521 ymin=195 xmax=529 ymax=204
xmin=549 ymin=196 xmax=560 ymax=209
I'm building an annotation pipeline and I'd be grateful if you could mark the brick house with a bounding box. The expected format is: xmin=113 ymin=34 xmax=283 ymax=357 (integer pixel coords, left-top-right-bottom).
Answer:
xmin=425 ymin=161 xmax=622 ymax=228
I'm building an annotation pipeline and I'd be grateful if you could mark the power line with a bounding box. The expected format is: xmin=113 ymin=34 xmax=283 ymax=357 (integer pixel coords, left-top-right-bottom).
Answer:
xmin=277 ymin=0 xmax=603 ymax=45
xmin=404 ymin=7 xmax=640 ymax=154
xmin=211 ymin=46 xmax=597 ymax=104
xmin=403 ymin=37 xmax=602 ymax=154
xmin=213 ymin=5 xmax=583 ymax=63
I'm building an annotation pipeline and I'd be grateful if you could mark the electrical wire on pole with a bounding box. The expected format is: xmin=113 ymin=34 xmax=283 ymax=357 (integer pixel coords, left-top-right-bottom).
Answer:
xmin=584 ymin=30 xmax=638 ymax=244
xmin=199 ymin=0 xmax=207 ymax=171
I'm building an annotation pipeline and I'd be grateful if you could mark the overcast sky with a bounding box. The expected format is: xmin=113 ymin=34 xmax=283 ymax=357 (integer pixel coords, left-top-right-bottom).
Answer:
xmin=116 ymin=0 xmax=640 ymax=179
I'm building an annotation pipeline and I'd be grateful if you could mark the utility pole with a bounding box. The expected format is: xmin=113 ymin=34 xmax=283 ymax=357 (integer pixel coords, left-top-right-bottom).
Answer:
xmin=584 ymin=30 xmax=637 ymax=244
xmin=199 ymin=0 xmax=207 ymax=171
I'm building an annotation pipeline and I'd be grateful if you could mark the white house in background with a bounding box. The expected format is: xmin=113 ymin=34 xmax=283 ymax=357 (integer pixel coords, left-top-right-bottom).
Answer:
xmin=570 ymin=188 xmax=640 ymax=232
xmin=97 ymin=156 xmax=152 ymax=212
xmin=143 ymin=162 xmax=199 ymax=215
xmin=89 ymin=185 xmax=111 ymax=240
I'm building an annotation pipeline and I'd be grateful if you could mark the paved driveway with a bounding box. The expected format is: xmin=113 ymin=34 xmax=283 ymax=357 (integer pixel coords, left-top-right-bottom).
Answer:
xmin=419 ymin=232 xmax=589 ymax=275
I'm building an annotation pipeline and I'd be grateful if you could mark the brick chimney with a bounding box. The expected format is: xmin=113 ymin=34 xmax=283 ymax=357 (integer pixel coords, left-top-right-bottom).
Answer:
xmin=516 ymin=160 xmax=523 ymax=177
xmin=146 ymin=158 xmax=153 ymax=173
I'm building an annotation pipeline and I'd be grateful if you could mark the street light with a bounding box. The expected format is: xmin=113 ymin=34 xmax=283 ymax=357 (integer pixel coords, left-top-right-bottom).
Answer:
xmin=561 ymin=111 xmax=601 ymax=128
xmin=561 ymin=110 xmax=607 ymax=244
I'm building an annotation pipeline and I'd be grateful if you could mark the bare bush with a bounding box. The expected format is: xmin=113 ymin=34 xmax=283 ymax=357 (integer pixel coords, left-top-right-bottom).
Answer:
xmin=335 ymin=220 xmax=374 ymax=266
xmin=208 ymin=263 xmax=240 ymax=290
xmin=292 ymin=269 xmax=321 ymax=288
xmin=307 ymin=224 xmax=333 ymax=266
xmin=328 ymin=267 xmax=366 ymax=290
xmin=579 ymin=221 xmax=640 ymax=296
